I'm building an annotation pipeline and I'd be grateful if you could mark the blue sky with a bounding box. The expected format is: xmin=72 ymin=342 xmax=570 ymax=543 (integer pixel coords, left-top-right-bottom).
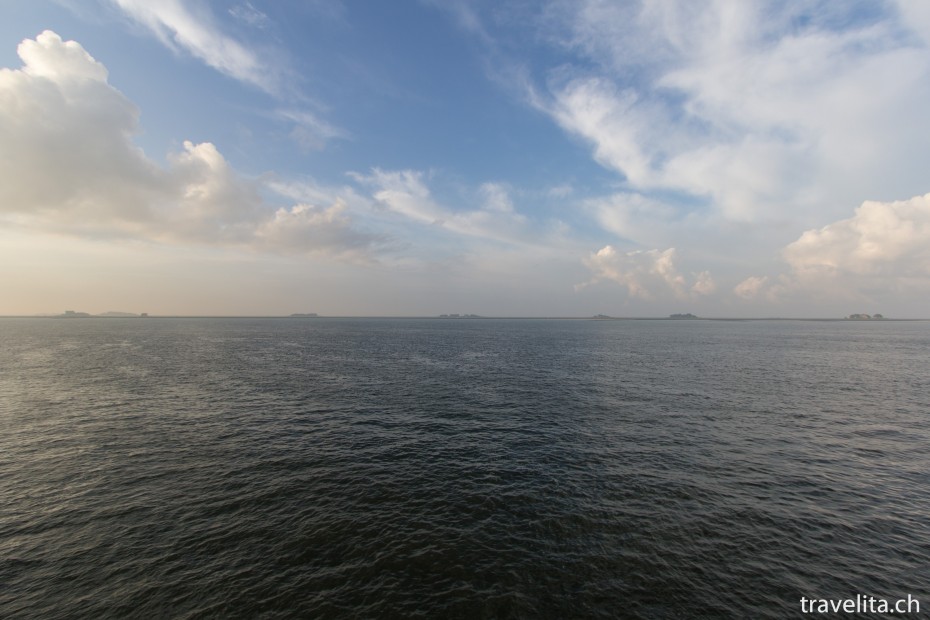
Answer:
xmin=3 ymin=1 xmax=930 ymax=316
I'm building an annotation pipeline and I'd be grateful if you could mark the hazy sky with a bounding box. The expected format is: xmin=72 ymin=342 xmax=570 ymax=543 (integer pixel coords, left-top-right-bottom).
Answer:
xmin=3 ymin=1 xmax=930 ymax=317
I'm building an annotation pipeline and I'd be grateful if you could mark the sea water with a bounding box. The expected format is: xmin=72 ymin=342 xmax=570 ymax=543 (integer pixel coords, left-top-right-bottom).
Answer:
xmin=1 ymin=318 xmax=928 ymax=618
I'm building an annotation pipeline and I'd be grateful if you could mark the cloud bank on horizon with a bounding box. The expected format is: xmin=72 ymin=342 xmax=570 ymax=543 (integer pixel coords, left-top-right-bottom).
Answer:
xmin=2 ymin=0 xmax=930 ymax=316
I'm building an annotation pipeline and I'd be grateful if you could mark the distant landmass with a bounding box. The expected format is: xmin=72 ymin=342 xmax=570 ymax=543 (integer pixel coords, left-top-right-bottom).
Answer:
xmin=846 ymin=313 xmax=885 ymax=320
xmin=290 ymin=313 xmax=319 ymax=317
xmin=55 ymin=310 xmax=91 ymax=318
xmin=669 ymin=313 xmax=699 ymax=319
xmin=592 ymin=314 xmax=613 ymax=319
xmin=50 ymin=310 xmax=148 ymax=318
xmin=439 ymin=314 xmax=481 ymax=318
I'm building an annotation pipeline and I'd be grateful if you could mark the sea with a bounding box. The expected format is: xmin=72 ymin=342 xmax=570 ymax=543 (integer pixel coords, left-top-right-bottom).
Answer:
xmin=1 ymin=317 xmax=928 ymax=618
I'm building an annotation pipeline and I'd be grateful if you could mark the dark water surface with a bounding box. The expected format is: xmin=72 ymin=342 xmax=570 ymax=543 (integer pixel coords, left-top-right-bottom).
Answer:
xmin=1 ymin=318 xmax=929 ymax=618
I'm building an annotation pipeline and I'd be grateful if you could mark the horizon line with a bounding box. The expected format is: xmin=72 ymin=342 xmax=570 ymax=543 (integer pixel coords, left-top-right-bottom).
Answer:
xmin=2 ymin=315 xmax=927 ymax=321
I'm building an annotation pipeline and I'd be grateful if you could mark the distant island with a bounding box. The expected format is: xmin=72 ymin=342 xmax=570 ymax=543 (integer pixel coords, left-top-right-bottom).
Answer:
xmin=592 ymin=314 xmax=613 ymax=319
xmin=439 ymin=314 xmax=481 ymax=318
xmin=846 ymin=313 xmax=885 ymax=320
xmin=55 ymin=310 xmax=91 ymax=318
xmin=290 ymin=313 xmax=319 ymax=317
xmin=50 ymin=310 xmax=147 ymax=318
xmin=669 ymin=313 xmax=699 ymax=319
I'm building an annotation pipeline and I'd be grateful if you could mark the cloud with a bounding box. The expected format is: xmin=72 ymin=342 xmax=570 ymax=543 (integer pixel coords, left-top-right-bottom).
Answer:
xmin=894 ymin=0 xmax=930 ymax=45
xmin=0 ymin=31 xmax=381 ymax=260
xmin=112 ymin=1 xmax=349 ymax=150
xmin=533 ymin=1 xmax=930 ymax=224
xmin=479 ymin=182 xmax=515 ymax=213
xmin=267 ymin=178 xmax=370 ymax=213
xmin=229 ymin=2 xmax=271 ymax=30
xmin=784 ymin=193 xmax=930 ymax=278
xmin=351 ymin=169 xmax=530 ymax=245
xmin=580 ymin=245 xmax=713 ymax=299
xmin=276 ymin=109 xmax=348 ymax=151
xmin=585 ymin=192 xmax=679 ymax=247
xmin=736 ymin=193 xmax=930 ymax=303
xmin=733 ymin=275 xmax=770 ymax=300
xmin=547 ymin=184 xmax=573 ymax=198
xmin=256 ymin=201 xmax=384 ymax=262
xmin=691 ymin=270 xmax=717 ymax=296
xmin=548 ymin=77 xmax=655 ymax=187
xmin=0 ymin=31 xmax=159 ymax=228
xmin=354 ymin=169 xmax=441 ymax=224
xmin=111 ymin=0 xmax=276 ymax=92
xmin=18 ymin=29 xmax=109 ymax=81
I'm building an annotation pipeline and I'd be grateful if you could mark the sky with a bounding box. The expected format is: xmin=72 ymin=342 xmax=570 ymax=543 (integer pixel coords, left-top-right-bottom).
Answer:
xmin=2 ymin=0 xmax=930 ymax=317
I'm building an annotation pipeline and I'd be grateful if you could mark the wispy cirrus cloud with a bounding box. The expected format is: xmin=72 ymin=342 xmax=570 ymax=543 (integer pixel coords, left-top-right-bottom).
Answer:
xmin=276 ymin=109 xmax=349 ymax=152
xmin=424 ymin=1 xmax=930 ymax=310
xmin=109 ymin=0 xmax=351 ymax=149
xmin=228 ymin=2 xmax=271 ymax=30
xmin=350 ymin=169 xmax=533 ymax=247
xmin=535 ymin=0 xmax=930 ymax=226
xmin=111 ymin=0 xmax=276 ymax=92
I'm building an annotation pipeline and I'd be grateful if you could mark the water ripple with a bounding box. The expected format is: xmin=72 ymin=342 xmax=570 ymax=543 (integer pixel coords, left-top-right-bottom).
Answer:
xmin=2 ymin=318 xmax=929 ymax=618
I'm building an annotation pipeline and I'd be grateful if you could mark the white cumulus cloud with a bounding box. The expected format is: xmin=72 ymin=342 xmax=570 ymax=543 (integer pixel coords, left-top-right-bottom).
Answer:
xmin=735 ymin=193 xmax=930 ymax=306
xmin=784 ymin=193 xmax=930 ymax=278
xmin=580 ymin=245 xmax=713 ymax=299
xmin=0 ymin=31 xmax=381 ymax=260
xmin=733 ymin=275 xmax=770 ymax=300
